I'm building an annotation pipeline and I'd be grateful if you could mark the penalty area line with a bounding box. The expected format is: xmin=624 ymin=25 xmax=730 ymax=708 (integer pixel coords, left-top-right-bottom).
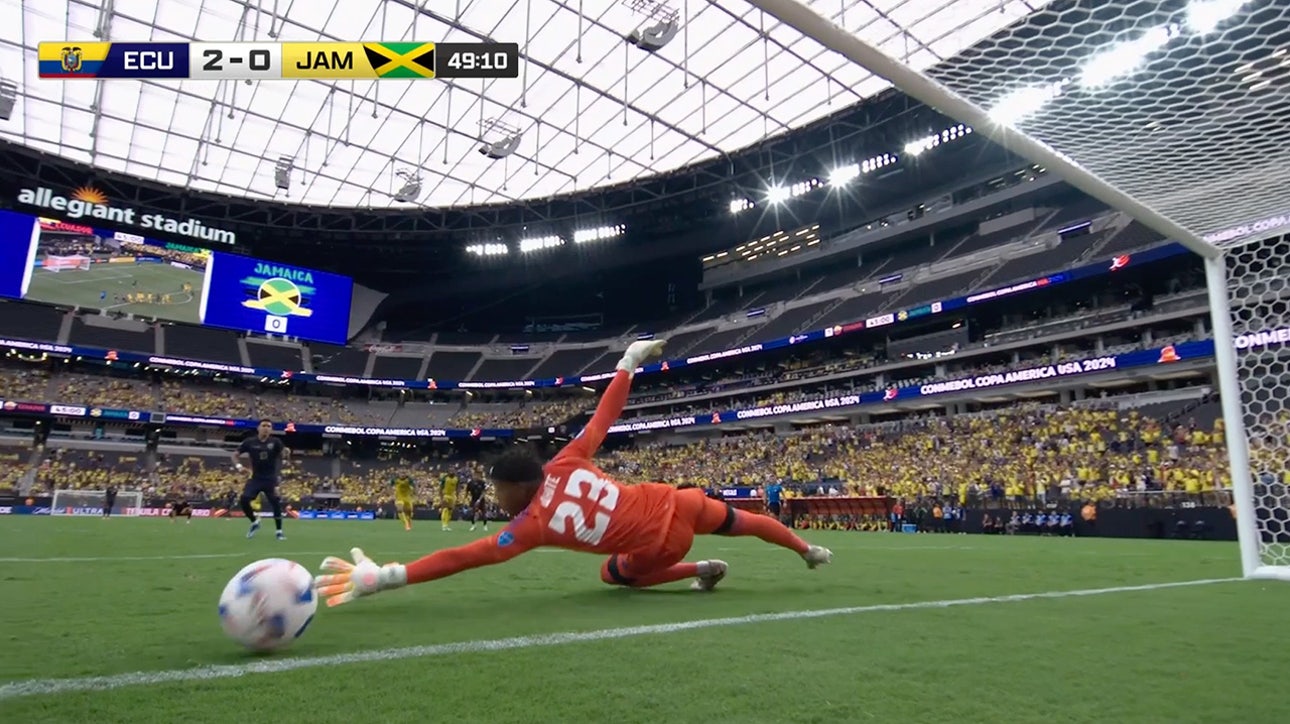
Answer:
xmin=0 ymin=577 xmax=1240 ymax=701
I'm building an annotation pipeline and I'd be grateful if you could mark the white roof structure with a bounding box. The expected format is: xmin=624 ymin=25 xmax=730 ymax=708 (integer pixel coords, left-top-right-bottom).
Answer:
xmin=0 ymin=0 xmax=1047 ymax=208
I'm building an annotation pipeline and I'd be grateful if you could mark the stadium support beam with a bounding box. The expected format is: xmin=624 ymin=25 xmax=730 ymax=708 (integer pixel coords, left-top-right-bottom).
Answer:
xmin=389 ymin=0 xmax=728 ymax=160
xmin=88 ymin=0 xmax=117 ymax=164
xmin=743 ymin=0 xmax=1217 ymax=260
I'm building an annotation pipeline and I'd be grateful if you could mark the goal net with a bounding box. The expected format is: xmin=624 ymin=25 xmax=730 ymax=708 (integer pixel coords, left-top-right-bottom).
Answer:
xmin=43 ymin=254 xmax=92 ymax=272
xmin=51 ymin=489 xmax=143 ymax=517
xmin=748 ymin=0 xmax=1290 ymax=578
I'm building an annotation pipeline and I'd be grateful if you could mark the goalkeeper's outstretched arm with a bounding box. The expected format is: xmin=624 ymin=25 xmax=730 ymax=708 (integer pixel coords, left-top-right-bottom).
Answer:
xmin=315 ymin=518 xmax=540 ymax=607
xmin=555 ymin=339 xmax=665 ymax=461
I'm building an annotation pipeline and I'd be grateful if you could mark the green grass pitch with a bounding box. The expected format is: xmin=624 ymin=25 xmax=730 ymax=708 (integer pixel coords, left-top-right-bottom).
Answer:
xmin=25 ymin=264 xmax=205 ymax=325
xmin=1 ymin=517 xmax=1288 ymax=723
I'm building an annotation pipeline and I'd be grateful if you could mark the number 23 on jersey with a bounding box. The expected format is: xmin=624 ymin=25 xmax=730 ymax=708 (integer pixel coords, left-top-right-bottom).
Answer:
xmin=548 ymin=469 xmax=620 ymax=545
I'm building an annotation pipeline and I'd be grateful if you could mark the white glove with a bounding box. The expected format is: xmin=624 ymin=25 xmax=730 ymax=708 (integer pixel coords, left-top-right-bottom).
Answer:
xmin=234 ymin=463 xmax=245 ymax=472
xmin=616 ymin=339 xmax=667 ymax=375
xmin=315 ymin=547 xmax=407 ymax=607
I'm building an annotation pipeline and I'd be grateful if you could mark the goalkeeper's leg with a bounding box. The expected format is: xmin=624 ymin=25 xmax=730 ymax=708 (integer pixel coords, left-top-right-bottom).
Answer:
xmin=440 ymin=505 xmax=452 ymax=531
xmin=399 ymin=500 xmax=413 ymax=531
xmin=684 ymin=488 xmax=832 ymax=568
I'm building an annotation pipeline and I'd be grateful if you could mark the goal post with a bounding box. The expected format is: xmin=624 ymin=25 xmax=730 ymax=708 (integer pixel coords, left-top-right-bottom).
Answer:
xmin=50 ymin=489 xmax=143 ymax=517
xmin=747 ymin=0 xmax=1290 ymax=579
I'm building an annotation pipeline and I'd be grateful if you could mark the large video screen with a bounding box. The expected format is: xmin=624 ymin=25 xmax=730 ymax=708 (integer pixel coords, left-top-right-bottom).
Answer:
xmin=0 ymin=208 xmax=353 ymax=345
xmin=201 ymin=251 xmax=354 ymax=342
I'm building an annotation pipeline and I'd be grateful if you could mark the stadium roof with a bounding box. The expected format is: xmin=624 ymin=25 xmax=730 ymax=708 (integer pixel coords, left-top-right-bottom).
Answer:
xmin=0 ymin=0 xmax=1048 ymax=209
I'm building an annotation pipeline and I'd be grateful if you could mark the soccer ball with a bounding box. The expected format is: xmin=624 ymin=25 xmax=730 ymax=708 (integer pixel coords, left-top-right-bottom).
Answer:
xmin=218 ymin=558 xmax=317 ymax=652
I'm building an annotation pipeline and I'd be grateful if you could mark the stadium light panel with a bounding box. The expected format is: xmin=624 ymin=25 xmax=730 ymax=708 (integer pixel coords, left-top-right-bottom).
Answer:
xmin=572 ymin=224 xmax=625 ymax=244
xmin=729 ymin=197 xmax=753 ymax=214
xmin=465 ymin=243 xmax=508 ymax=257
xmin=860 ymin=153 xmax=896 ymax=173
xmin=829 ymin=164 xmax=860 ymax=186
xmin=766 ymin=185 xmax=790 ymax=204
xmin=1186 ymin=0 xmax=1251 ymax=35
xmin=904 ymin=124 xmax=973 ymax=157
xmin=518 ymin=235 xmax=564 ymax=253
xmin=987 ymin=81 xmax=1068 ymax=126
xmin=1079 ymin=24 xmax=1177 ymax=88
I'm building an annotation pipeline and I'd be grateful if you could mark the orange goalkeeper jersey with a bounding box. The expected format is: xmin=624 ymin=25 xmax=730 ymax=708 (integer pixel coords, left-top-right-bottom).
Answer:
xmin=405 ymin=369 xmax=675 ymax=583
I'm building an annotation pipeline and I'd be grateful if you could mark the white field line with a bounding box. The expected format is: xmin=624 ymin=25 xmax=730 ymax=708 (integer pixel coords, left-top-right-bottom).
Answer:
xmin=0 ymin=577 xmax=1240 ymax=701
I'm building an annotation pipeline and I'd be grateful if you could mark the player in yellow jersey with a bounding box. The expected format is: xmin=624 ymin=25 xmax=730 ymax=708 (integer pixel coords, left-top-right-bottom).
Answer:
xmin=439 ymin=471 xmax=459 ymax=531
xmin=391 ymin=473 xmax=416 ymax=531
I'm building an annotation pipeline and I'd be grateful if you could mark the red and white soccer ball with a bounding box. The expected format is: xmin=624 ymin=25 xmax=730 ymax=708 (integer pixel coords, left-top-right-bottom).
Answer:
xmin=218 ymin=558 xmax=317 ymax=652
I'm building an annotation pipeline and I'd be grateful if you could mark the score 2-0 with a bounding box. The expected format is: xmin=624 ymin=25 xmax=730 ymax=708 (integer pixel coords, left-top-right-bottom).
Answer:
xmin=188 ymin=43 xmax=283 ymax=80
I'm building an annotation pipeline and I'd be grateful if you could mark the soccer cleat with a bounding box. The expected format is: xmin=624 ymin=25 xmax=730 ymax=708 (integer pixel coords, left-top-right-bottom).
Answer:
xmin=276 ymin=531 xmax=286 ymax=541
xmin=690 ymin=560 xmax=728 ymax=592
xmin=246 ymin=520 xmax=260 ymax=539
xmin=469 ymin=525 xmax=476 ymax=531
xmin=802 ymin=544 xmax=832 ymax=569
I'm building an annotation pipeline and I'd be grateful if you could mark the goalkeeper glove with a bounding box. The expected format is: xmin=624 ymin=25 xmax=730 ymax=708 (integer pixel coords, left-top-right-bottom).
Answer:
xmin=315 ymin=547 xmax=407 ymax=607
xmin=616 ymin=339 xmax=667 ymax=376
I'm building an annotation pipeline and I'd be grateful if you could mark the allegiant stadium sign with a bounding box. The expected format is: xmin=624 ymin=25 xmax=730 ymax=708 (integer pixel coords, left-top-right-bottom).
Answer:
xmin=16 ymin=186 xmax=237 ymax=245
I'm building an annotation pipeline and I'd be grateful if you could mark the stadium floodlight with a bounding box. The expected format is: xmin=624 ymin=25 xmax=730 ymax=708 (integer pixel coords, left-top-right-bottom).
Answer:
xmin=729 ymin=197 xmax=753 ymax=214
xmin=573 ymin=224 xmax=625 ymax=244
xmin=518 ymin=235 xmax=564 ymax=253
xmin=392 ymin=169 xmax=422 ymax=203
xmin=904 ymin=124 xmax=974 ymax=157
xmin=1187 ymin=0 xmax=1251 ymax=35
xmin=478 ymin=118 xmax=523 ymax=160
xmin=465 ymin=243 xmax=508 ymax=257
xmin=1079 ymin=24 xmax=1179 ymax=89
xmin=987 ymin=81 xmax=1068 ymax=127
xmin=828 ymin=164 xmax=860 ymax=186
xmin=745 ymin=0 xmax=1290 ymax=583
xmin=624 ymin=0 xmax=681 ymax=52
xmin=765 ymin=185 xmax=790 ymax=204
xmin=860 ymin=153 xmax=896 ymax=173
xmin=274 ymin=156 xmax=293 ymax=191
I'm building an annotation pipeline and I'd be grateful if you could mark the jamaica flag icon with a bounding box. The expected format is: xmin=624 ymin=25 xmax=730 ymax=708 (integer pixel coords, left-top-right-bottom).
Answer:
xmin=242 ymin=277 xmax=314 ymax=318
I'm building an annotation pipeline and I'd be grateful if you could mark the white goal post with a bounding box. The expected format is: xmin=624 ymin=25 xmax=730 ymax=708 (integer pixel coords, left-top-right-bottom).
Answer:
xmin=748 ymin=0 xmax=1290 ymax=580
xmin=51 ymin=489 xmax=144 ymax=517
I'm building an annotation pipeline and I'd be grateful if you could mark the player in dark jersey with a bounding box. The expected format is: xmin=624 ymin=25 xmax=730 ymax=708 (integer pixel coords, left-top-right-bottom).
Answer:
xmin=168 ymin=487 xmax=193 ymax=524
xmin=102 ymin=484 xmax=118 ymax=519
xmin=467 ymin=477 xmax=488 ymax=532
xmin=233 ymin=419 xmax=290 ymax=541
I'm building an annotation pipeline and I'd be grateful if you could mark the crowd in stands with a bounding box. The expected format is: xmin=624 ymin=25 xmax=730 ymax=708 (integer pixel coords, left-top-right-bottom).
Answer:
xmin=118 ymin=241 xmax=208 ymax=269
xmin=619 ymin=330 xmax=1202 ymax=426
xmin=30 ymin=448 xmax=146 ymax=496
xmin=55 ymin=373 xmax=157 ymax=411
xmin=447 ymin=397 xmax=590 ymax=430
xmin=0 ymin=366 xmax=52 ymax=401
xmin=601 ymin=402 xmax=1233 ymax=509
xmin=0 ymin=450 xmax=31 ymax=494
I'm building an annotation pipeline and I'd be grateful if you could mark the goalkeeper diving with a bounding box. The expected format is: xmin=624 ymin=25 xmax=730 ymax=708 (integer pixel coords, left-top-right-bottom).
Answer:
xmin=315 ymin=340 xmax=832 ymax=606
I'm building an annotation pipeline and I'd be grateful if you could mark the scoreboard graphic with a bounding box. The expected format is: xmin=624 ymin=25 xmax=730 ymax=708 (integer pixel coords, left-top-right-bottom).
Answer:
xmin=38 ymin=41 xmax=519 ymax=80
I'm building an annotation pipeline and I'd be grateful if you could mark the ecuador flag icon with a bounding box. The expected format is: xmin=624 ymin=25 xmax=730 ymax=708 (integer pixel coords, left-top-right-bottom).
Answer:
xmin=39 ymin=42 xmax=112 ymax=78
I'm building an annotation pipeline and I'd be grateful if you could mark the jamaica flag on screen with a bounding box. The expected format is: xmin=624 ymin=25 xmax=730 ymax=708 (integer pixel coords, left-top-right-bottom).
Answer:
xmin=363 ymin=43 xmax=435 ymax=78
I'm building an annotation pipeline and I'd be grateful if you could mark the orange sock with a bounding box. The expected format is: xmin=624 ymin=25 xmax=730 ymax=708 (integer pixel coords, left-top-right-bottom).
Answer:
xmin=728 ymin=509 xmax=810 ymax=554
xmin=602 ymin=559 xmax=699 ymax=588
